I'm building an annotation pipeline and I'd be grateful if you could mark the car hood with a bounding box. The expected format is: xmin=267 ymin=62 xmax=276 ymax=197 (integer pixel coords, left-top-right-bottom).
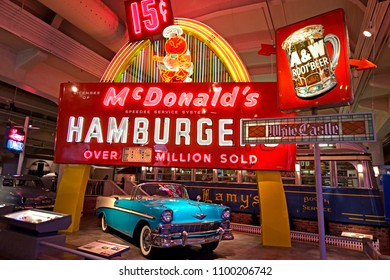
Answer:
xmin=6 ymin=187 xmax=56 ymax=199
xmin=140 ymin=198 xmax=228 ymax=223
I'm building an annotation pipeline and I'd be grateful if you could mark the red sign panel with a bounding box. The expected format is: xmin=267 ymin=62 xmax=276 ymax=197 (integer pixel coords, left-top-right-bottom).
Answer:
xmin=125 ymin=0 xmax=174 ymax=43
xmin=55 ymin=82 xmax=296 ymax=171
xmin=276 ymin=9 xmax=352 ymax=112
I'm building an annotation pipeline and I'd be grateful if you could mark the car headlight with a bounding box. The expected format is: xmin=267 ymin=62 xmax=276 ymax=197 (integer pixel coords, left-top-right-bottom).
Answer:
xmin=221 ymin=208 xmax=231 ymax=220
xmin=161 ymin=210 xmax=173 ymax=223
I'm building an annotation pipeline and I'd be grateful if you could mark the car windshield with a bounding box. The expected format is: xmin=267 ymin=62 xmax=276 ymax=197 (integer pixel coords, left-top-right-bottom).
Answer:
xmin=2 ymin=179 xmax=13 ymax=187
xmin=3 ymin=178 xmax=44 ymax=189
xmin=135 ymin=183 xmax=189 ymax=199
xmin=15 ymin=179 xmax=45 ymax=189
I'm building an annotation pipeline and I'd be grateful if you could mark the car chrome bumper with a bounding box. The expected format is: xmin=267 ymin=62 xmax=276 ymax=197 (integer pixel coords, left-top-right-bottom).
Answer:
xmin=151 ymin=228 xmax=234 ymax=248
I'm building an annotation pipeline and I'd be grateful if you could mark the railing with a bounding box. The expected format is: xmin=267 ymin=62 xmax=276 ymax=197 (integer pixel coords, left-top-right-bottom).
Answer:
xmin=85 ymin=179 xmax=128 ymax=196
xmin=231 ymin=223 xmax=383 ymax=257
xmin=83 ymin=180 xmax=136 ymax=214
xmin=363 ymin=241 xmax=390 ymax=260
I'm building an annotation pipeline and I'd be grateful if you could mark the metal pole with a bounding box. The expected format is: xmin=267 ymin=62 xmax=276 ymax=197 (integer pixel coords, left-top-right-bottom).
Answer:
xmin=16 ymin=116 xmax=29 ymax=175
xmin=313 ymin=108 xmax=326 ymax=259
xmin=314 ymin=142 xmax=327 ymax=259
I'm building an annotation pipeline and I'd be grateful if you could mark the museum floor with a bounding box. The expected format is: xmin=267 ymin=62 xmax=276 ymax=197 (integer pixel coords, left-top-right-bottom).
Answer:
xmin=22 ymin=214 xmax=370 ymax=260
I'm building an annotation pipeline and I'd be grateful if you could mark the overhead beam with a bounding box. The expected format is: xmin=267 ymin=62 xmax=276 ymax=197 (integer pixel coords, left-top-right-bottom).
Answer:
xmin=0 ymin=1 xmax=109 ymax=78
xmin=15 ymin=48 xmax=48 ymax=70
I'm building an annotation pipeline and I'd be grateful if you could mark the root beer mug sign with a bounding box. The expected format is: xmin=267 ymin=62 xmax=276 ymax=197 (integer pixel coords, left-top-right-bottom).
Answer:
xmin=282 ymin=25 xmax=340 ymax=98
xmin=276 ymin=9 xmax=352 ymax=112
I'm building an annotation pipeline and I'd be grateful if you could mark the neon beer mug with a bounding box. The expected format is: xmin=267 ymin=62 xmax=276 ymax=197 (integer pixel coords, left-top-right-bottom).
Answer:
xmin=282 ymin=25 xmax=340 ymax=99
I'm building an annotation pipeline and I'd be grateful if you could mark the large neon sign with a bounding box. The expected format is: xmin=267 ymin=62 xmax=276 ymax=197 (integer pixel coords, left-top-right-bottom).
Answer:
xmin=55 ymin=82 xmax=296 ymax=170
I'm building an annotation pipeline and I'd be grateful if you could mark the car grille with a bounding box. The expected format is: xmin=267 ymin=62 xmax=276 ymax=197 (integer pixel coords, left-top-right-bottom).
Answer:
xmin=169 ymin=222 xmax=221 ymax=234
xmin=41 ymin=198 xmax=52 ymax=204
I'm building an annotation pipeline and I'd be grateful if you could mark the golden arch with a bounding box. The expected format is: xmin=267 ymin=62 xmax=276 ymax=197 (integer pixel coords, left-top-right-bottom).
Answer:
xmin=101 ymin=18 xmax=250 ymax=83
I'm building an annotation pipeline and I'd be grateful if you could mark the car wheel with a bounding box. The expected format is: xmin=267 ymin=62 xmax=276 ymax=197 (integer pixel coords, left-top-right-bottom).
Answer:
xmin=101 ymin=214 xmax=111 ymax=233
xmin=201 ymin=241 xmax=219 ymax=252
xmin=140 ymin=224 xmax=155 ymax=258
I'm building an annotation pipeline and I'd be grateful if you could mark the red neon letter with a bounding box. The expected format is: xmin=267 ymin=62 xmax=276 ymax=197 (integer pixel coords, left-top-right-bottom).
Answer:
xmin=103 ymin=87 xmax=130 ymax=107
xmin=144 ymin=87 xmax=162 ymax=106
xmin=130 ymin=2 xmax=142 ymax=35
xmin=141 ymin=0 xmax=159 ymax=31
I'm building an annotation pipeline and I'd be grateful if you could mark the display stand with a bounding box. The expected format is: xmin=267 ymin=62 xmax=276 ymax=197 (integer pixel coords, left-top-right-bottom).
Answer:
xmin=0 ymin=209 xmax=71 ymax=259
xmin=0 ymin=204 xmax=14 ymax=215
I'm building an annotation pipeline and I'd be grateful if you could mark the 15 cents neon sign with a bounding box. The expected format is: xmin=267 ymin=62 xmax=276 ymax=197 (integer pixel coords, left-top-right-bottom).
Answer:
xmin=125 ymin=0 xmax=174 ymax=42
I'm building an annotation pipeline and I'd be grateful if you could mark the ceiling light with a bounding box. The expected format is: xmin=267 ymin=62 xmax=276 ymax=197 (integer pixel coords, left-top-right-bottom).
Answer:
xmin=357 ymin=163 xmax=364 ymax=173
xmin=363 ymin=29 xmax=373 ymax=37
xmin=373 ymin=166 xmax=380 ymax=177
xmin=71 ymin=85 xmax=78 ymax=92
xmin=363 ymin=22 xmax=374 ymax=37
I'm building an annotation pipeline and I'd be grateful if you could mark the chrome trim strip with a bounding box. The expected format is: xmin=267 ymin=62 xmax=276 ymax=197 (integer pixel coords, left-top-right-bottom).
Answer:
xmin=114 ymin=206 xmax=155 ymax=220
xmin=158 ymin=228 xmax=232 ymax=237
xmin=95 ymin=196 xmax=155 ymax=220
xmin=151 ymin=228 xmax=234 ymax=248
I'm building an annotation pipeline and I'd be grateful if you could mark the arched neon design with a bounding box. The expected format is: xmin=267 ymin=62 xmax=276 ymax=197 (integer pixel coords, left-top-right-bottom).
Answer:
xmin=100 ymin=18 xmax=251 ymax=83
xmin=101 ymin=40 xmax=151 ymax=82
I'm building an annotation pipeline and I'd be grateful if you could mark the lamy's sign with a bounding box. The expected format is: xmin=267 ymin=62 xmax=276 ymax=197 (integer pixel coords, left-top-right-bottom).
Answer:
xmin=55 ymin=82 xmax=296 ymax=170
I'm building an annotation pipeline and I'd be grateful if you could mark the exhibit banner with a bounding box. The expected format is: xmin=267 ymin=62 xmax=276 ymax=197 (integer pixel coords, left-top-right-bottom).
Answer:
xmin=276 ymin=9 xmax=352 ymax=112
xmin=55 ymin=82 xmax=296 ymax=170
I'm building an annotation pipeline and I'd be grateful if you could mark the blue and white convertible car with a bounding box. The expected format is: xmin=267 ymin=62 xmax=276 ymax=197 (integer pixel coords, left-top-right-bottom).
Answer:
xmin=95 ymin=182 xmax=233 ymax=258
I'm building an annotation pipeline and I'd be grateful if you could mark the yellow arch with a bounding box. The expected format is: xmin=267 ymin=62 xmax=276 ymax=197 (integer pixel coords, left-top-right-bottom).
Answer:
xmin=100 ymin=40 xmax=150 ymax=82
xmin=100 ymin=18 xmax=250 ymax=82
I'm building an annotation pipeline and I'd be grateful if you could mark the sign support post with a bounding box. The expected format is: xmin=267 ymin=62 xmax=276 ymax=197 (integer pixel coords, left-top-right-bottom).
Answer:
xmin=256 ymin=170 xmax=291 ymax=247
xmin=313 ymin=108 xmax=326 ymax=260
xmin=314 ymin=143 xmax=327 ymax=259
xmin=16 ymin=116 xmax=29 ymax=175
